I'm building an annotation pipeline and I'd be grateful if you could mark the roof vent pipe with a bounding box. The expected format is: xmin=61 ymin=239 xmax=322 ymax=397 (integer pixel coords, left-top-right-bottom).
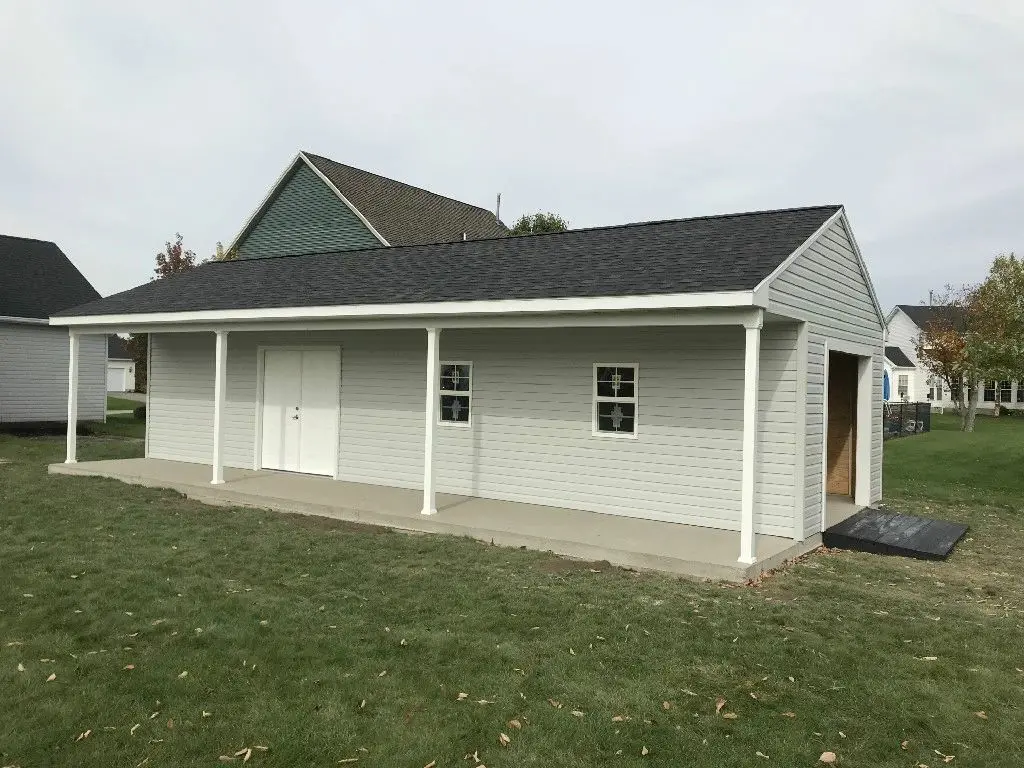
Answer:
xmin=495 ymin=193 xmax=501 ymax=223
xmin=462 ymin=232 xmax=467 ymax=241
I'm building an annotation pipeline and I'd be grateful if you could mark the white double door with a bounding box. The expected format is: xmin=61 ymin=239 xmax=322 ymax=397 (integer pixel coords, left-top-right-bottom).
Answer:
xmin=260 ymin=348 xmax=340 ymax=476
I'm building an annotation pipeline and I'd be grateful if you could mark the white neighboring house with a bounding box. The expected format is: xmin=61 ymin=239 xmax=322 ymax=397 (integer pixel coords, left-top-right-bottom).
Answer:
xmin=0 ymin=235 xmax=106 ymax=424
xmin=51 ymin=204 xmax=885 ymax=572
xmin=885 ymin=304 xmax=1024 ymax=412
xmin=106 ymin=335 xmax=136 ymax=392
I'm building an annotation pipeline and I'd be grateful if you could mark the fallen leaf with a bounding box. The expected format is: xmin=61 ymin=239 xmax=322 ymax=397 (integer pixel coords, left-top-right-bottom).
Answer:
xmin=167 ymin=719 xmax=174 ymax=729
xmin=124 ymin=664 xmax=135 ymax=671
xmin=819 ymin=752 xmax=837 ymax=764
xmin=722 ymin=712 xmax=738 ymax=720
xmin=715 ymin=697 xmax=726 ymax=714
xmin=611 ymin=715 xmax=630 ymax=722
xmin=508 ymin=719 xmax=522 ymax=730
xmin=756 ymin=751 xmax=769 ymax=759
xmin=377 ymin=670 xmax=387 ymax=678
xmin=203 ymin=711 xmax=212 ymax=718
xmin=423 ymin=762 xmax=436 ymax=768
xmin=547 ymin=698 xmax=562 ymax=709
xmin=918 ymin=656 xmax=939 ymax=662
xmin=17 ymin=663 xmax=24 ymax=672
xmin=177 ymin=670 xmax=188 ymax=679
xmin=781 ymin=712 xmax=796 ymax=718
xmin=901 ymin=740 xmax=909 ymax=750
xmin=498 ymin=733 xmax=511 ymax=747
xmin=337 ymin=760 xmax=359 ymax=765
xmin=975 ymin=711 xmax=988 ymax=719
xmin=662 ymin=701 xmax=672 ymax=710
xmin=641 ymin=746 xmax=649 ymax=756
xmin=130 ymin=723 xmax=141 ymax=735
xmin=46 ymin=673 xmax=56 ymax=682
xmin=839 ymin=731 xmax=847 ymax=738
xmin=476 ymin=699 xmax=495 ymax=705
xmin=75 ymin=730 xmax=92 ymax=742
xmin=457 ymin=692 xmax=469 ymax=701
xmin=571 ymin=710 xmax=585 ymax=718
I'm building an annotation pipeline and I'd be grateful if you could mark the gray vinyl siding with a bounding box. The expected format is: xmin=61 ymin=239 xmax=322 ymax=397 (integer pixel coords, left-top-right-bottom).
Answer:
xmin=0 ymin=324 xmax=105 ymax=423
xmin=768 ymin=217 xmax=885 ymax=531
xmin=236 ymin=163 xmax=382 ymax=259
xmin=146 ymin=325 xmax=800 ymax=537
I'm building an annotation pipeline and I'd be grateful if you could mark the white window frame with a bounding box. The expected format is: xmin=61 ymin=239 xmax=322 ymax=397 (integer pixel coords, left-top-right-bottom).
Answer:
xmin=438 ymin=360 xmax=472 ymax=427
xmin=897 ymin=374 xmax=909 ymax=400
xmin=592 ymin=363 xmax=639 ymax=439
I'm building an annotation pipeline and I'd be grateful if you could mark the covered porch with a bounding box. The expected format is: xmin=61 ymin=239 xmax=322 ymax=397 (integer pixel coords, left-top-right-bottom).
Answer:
xmin=48 ymin=457 xmax=820 ymax=581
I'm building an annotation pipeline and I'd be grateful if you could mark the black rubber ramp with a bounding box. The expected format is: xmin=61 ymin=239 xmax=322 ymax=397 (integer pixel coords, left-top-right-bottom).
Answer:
xmin=822 ymin=508 xmax=968 ymax=560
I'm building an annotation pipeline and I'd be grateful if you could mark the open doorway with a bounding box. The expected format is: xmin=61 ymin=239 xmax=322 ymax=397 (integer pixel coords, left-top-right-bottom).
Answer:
xmin=825 ymin=351 xmax=861 ymax=526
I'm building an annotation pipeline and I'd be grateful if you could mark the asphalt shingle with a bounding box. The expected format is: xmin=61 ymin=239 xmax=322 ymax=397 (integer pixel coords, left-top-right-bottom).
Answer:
xmin=55 ymin=205 xmax=841 ymax=318
xmin=303 ymin=152 xmax=509 ymax=246
xmin=0 ymin=235 xmax=100 ymax=318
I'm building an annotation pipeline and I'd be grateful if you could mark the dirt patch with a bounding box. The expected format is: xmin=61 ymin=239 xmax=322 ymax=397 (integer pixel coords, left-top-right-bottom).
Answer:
xmin=537 ymin=556 xmax=614 ymax=574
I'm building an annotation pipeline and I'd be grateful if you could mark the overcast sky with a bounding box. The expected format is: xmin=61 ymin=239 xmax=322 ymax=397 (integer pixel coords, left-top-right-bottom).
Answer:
xmin=1 ymin=1 xmax=1021 ymax=310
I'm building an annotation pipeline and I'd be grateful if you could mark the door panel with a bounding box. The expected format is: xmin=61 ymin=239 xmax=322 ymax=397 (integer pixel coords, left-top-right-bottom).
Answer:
xmin=826 ymin=353 xmax=857 ymax=496
xmin=261 ymin=350 xmax=302 ymax=471
xmin=297 ymin=349 xmax=340 ymax=476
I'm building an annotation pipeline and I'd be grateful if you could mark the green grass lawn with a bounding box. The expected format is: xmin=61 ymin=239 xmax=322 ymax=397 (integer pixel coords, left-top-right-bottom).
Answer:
xmin=107 ymin=395 xmax=142 ymax=412
xmin=1 ymin=419 xmax=1022 ymax=766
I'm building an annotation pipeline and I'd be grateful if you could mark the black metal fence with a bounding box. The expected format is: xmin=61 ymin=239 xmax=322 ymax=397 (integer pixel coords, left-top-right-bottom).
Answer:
xmin=883 ymin=402 xmax=932 ymax=440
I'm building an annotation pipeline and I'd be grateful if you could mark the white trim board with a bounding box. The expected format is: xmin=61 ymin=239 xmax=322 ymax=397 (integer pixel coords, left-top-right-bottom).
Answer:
xmin=51 ymin=292 xmax=766 ymax=329
xmin=0 ymin=315 xmax=50 ymax=325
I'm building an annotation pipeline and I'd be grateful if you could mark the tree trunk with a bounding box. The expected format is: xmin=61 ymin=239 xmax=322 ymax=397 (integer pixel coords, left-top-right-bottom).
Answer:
xmin=964 ymin=377 xmax=979 ymax=432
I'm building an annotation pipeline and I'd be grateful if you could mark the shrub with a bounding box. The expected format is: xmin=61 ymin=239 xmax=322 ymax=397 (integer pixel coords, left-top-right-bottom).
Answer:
xmin=133 ymin=405 xmax=146 ymax=420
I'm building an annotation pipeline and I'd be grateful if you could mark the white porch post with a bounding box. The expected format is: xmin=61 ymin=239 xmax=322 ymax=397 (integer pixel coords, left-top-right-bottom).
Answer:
xmin=738 ymin=310 xmax=763 ymax=564
xmin=211 ymin=330 xmax=228 ymax=485
xmin=65 ymin=331 xmax=80 ymax=464
xmin=421 ymin=327 xmax=441 ymax=515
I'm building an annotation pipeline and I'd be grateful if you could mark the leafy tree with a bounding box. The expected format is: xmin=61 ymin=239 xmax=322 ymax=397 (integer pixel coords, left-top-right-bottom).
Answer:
xmin=509 ymin=212 xmax=568 ymax=236
xmin=916 ymin=254 xmax=1024 ymax=430
xmin=154 ymin=232 xmax=198 ymax=278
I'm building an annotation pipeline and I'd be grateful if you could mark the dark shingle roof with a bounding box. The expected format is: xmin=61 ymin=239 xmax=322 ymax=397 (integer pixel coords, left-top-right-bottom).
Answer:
xmin=0 ymin=235 xmax=100 ymax=318
xmin=896 ymin=304 xmax=965 ymax=331
xmin=885 ymin=346 xmax=915 ymax=367
xmin=55 ymin=205 xmax=841 ymax=318
xmin=108 ymin=335 xmax=131 ymax=359
xmin=302 ymin=152 xmax=508 ymax=245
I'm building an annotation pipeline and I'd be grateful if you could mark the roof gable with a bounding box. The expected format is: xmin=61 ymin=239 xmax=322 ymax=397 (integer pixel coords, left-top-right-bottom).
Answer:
xmin=229 ymin=152 xmax=508 ymax=256
xmin=57 ymin=205 xmax=842 ymax=318
xmin=0 ymin=235 xmax=100 ymax=318
xmin=895 ymin=303 xmax=965 ymax=331
xmin=235 ymin=162 xmax=382 ymax=259
xmin=302 ymin=152 xmax=508 ymax=246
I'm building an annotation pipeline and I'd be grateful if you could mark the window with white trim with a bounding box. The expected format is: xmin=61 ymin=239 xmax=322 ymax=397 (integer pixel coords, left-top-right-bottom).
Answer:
xmin=897 ymin=374 xmax=909 ymax=400
xmin=927 ymin=375 xmax=943 ymax=401
xmin=439 ymin=362 xmax=471 ymax=424
xmin=594 ymin=364 xmax=637 ymax=436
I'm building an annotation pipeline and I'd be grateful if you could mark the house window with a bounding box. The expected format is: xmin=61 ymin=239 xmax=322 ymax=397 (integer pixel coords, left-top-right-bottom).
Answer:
xmin=439 ymin=362 xmax=471 ymax=424
xmin=897 ymin=375 xmax=909 ymax=400
xmin=999 ymin=380 xmax=1012 ymax=402
xmin=927 ymin=376 xmax=942 ymax=401
xmin=1017 ymin=383 xmax=1024 ymax=403
xmin=594 ymin=364 xmax=637 ymax=436
xmin=984 ymin=381 xmax=996 ymax=402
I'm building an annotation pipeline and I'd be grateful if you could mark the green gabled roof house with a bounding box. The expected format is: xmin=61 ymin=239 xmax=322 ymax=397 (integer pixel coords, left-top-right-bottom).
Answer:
xmin=229 ymin=151 xmax=509 ymax=259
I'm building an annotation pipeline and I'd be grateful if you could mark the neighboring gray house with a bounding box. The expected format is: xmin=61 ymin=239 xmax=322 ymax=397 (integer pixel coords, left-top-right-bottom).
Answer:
xmin=106 ymin=335 xmax=135 ymax=392
xmin=229 ymin=151 xmax=508 ymax=259
xmin=51 ymin=205 xmax=884 ymax=578
xmin=0 ymin=235 xmax=106 ymax=424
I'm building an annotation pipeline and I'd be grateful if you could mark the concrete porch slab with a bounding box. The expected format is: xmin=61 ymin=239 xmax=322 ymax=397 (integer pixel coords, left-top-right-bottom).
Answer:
xmin=49 ymin=458 xmax=821 ymax=581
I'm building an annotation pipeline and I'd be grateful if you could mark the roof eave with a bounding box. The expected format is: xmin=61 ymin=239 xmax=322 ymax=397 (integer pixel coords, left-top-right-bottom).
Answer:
xmin=50 ymin=289 xmax=766 ymax=330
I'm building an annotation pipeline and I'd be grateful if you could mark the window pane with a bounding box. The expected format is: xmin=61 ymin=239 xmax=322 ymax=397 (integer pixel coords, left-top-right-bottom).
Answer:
xmin=440 ymin=394 xmax=470 ymax=422
xmin=453 ymin=365 xmax=471 ymax=391
xmin=597 ymin=401 xmax=635 ymax=433
xmin=596 ymin=366 xmax=635 ymax=398
xmin=1018 ymin=387 xmax=1024 ymax=403
xmin=440 ymin=364 xmax=457 ymax=391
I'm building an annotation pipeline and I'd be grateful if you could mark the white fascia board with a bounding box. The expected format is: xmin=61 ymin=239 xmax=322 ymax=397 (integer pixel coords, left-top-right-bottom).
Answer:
xmin=49 ymin=290 xmax=763 ymax=329
xmin=837 ymin=211 xmax=887 ymax=330
xmin=298 ymin=152 xmax=390 ymax=246
xmin=1 ymin=315 xmax=50 ymax=325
